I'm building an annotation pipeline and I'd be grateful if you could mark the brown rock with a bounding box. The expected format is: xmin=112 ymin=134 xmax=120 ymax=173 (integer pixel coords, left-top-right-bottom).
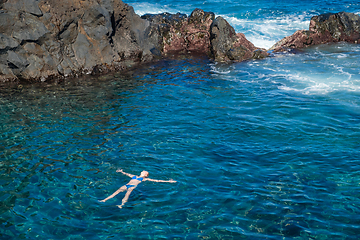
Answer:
xmin=0 ymin=0 xmax=270 ymax=83
xmin=210 ymin=17 xmax=268 ymax=62
xmin=143 ymin=9 xmax=215 ymax=54
xmin=271 ymin=12 xmax=360 ymax=52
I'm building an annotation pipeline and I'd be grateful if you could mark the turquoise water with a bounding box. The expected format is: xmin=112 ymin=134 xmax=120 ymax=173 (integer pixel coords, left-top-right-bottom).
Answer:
xmin=127 ymin=0 xmax=360 ymax=49
xmin=1 ymin=0 xmax=360 ymax=239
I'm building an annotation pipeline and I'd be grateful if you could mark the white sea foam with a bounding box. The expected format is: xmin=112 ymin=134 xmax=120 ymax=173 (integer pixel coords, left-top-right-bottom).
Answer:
xmin=330 ymin=64 xmax=353 ymax=80
xmin=209 ymin=64 xmax=232 ymax=75
xmin=278 ymin=85 xmax=306 ymax=93
xmin=131 ymin=3 xmax=312 ymax=50
xmin=337 ymin=54 xmax=347 ymax=59
xmin=129 ymin=2 xmax=360 ymax=96
xmin=220 ymin=13 xmax=310 ymax=49
xmin=210 ymin=69 xmax=231 ymax=75
xmin=261 ymin=42 xmax=360 ymax=95
xmin=277 ymin=74 xmax=332 ymax=95
xmin=261 ymin=59 xmax=360 ymax=95
xmin=130 ymin=2 xmax=183 ymax=16
xmin=277 ymin=72 xmax=360 ymax=95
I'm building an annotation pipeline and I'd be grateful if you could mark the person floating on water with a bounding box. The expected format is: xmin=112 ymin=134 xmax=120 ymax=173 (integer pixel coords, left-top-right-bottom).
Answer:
xmin=99 ymin=169 xmax=176 ymax=208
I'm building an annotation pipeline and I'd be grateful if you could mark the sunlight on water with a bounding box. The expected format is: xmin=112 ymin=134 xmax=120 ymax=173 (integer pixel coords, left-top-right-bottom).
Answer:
xmin=1 ymin=0 xmax=360 ymax=238
xmin=208 ymin=43 xmax=360 ymax=96
xmin=1 ymin=47 xmax=360 ymax=238
xmin=275 ymin=43 xmax=360 ymax=94
xmin=125 ymin=0 xmax=360 ymax=49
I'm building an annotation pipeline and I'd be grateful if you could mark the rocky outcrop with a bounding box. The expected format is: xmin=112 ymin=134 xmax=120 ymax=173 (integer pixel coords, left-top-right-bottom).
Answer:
xmin=0 ymin=0 xmax=359 ymax=83
xmin=0 ymin=0 xmax=160 ymax=82
xmin=142 ymin=9 xmax=215 ymax=54
xmin=0 ymin=1 xmax=269 ymax=82
xmin=143 ymin=10 xmax=268 ymax=62
xmin=209 ymin=17 xmax=269 ymax=61
xmin=270 ymin=12 xmax=360 ymax=52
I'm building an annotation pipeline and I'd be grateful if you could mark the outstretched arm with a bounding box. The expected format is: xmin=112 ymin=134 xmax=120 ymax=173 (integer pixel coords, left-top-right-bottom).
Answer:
xmin=145 ymin=178 xmax=176 ymax=183
xmin=116 ymin=169 xmax=135 ymax=178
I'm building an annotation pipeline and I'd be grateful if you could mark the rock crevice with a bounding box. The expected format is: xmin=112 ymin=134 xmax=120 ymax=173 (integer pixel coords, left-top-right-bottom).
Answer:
xmin=0 ymin=0 xmax=359 ymax=83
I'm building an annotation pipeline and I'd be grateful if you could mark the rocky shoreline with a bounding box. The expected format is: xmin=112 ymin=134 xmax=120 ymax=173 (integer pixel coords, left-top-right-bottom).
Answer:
xmin=270 ymin=12 xmax=360 ymax=52
xmin=0 ymin=0 xmax=359 ymax=83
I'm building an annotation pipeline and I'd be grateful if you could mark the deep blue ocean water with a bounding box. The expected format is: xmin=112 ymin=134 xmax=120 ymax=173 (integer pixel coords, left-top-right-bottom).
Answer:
xmin=1 ymin=0 xmax=360 ymax=239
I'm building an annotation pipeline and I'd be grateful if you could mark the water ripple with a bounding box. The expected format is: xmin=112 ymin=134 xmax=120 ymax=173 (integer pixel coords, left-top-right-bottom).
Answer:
xmin=1 ymin=50 xmax=360 ymax=239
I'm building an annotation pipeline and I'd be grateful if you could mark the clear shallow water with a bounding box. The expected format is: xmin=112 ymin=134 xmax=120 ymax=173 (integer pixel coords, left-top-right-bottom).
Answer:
xmin=1 ymin=0 xmax=360 ymax=239
xmin=1 ymin=44 xmax=360 ymax=239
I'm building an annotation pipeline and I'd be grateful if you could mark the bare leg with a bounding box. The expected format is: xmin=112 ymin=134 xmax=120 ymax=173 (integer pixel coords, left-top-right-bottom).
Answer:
xmin=117 ymin=188 xmax=134 ymax=208
xmin=100 ymin=186 xmax=127 ymax=202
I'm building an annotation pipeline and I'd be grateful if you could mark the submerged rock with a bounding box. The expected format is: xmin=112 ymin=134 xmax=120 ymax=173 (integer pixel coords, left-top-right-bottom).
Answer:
xmin=270 ymin=12 xmax=360 ymax=52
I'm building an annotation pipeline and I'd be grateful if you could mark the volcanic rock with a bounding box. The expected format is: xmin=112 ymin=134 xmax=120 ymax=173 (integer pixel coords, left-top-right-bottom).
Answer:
xmin=0 ymin=0 xmax=160 ymax=82
xmin=270 ymin=12 xmax=360 ymax=52
xmin=143 ymin=9 xmax=268 ymax=62
xmin=210 ymin=16 xmax=269 ymax=62
xmin=0 ymin=0 xmax=267 ymax=83
xmin=142 ymin=9 xmax=215 ymax=54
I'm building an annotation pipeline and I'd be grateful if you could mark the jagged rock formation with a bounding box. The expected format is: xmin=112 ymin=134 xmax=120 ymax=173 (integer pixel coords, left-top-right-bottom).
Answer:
xmin=270 ymin=12 xmax=360 ymax=52
xmin=1 ymin=0 xmax=358 ymax=83
xmin=0 ymin=1 xmax=268 ymax=82
xmin=0 ymin=0 xmax=159 ymax=82
xmin=209 ymin=16 xmax=268 ymax=61
xmin=142 ymin=9 xmax=215 ymax=54
xmin=143 ymin=9 xmax=268 ymax=62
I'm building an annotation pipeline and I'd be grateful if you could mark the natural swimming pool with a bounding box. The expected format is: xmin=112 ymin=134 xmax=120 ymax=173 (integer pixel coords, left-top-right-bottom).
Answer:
xmin=1 ymin=43 xmax=360 ymax=239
